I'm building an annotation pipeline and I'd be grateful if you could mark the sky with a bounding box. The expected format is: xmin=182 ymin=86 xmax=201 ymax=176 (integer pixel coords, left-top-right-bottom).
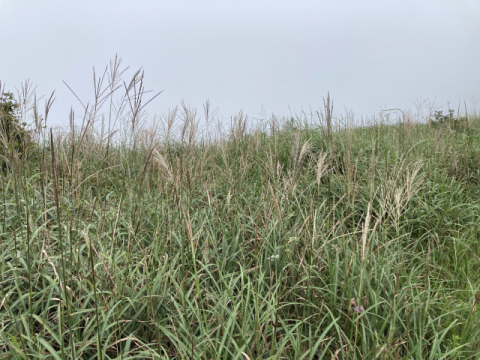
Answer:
xmin=1 ymin=0 xmax=479 ymax=130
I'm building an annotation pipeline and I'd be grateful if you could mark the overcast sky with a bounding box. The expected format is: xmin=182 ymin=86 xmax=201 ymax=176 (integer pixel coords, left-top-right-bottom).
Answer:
xmin=1 ymin=0 xmax=479 ymax=129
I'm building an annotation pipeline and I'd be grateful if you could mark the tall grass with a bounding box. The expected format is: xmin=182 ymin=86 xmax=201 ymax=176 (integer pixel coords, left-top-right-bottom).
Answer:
xmin=1 ymin=60 xmax=479 ymax=359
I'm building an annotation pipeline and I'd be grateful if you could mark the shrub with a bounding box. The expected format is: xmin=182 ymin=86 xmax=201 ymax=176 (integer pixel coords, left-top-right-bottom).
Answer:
xmin=0 ymin=92 xmax=34 ymax=161
xmin=432 ymin=108 xmax=470 ymax=133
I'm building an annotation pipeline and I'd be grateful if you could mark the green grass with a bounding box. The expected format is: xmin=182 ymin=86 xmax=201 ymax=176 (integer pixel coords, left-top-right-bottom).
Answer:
xmin=1 ymin=73 xmax=480 ymax=359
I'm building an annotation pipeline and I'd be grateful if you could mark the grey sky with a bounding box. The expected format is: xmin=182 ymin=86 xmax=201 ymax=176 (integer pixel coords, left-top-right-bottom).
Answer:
xmin=1 ymin=0 xmax=479 ymax=128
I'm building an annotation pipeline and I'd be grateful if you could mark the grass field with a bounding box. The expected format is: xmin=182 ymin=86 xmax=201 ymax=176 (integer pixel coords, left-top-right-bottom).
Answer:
xmin=1 ymin=70 xmax=480 ymax=359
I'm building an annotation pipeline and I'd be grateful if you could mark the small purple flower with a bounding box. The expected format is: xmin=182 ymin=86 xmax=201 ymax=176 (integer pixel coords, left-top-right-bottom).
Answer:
xmin=350 ymin=299 xmax=364 ymax=313
xmin=355 ymin=306 xmax=364 ymax=313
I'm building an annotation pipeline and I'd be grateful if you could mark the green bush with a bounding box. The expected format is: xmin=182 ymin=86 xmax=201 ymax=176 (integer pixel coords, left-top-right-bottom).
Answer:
xmin=0 ymin=92 xmax=34 ymax=160
xmin=432 ymin=108 xmax=470 ymax=133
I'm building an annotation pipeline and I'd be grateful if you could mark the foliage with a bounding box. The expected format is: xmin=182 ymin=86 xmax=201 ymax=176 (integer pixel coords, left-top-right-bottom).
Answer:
xmin=432 ymin=108 xmax=471 ymax=133
xmin=0 ymin=92 xmax=34 ymax=161
xmin=0 ymin=66 xmax=479 ymax=358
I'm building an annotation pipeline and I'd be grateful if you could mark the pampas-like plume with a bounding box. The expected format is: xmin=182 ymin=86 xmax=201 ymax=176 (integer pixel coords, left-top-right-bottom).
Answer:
xmin=316 ymin=151 xmax=329 ymax=185
xmin=153 ymin=149 xmax=174 ymax=183
xmin=287 ymin=138 xmax=311 ymax=192
xmin=377 ymin=160 xmax=426 ymax=227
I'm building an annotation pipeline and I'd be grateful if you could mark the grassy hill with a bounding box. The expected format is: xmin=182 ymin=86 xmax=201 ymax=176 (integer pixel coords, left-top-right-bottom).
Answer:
xmin=1 ymin=86 xmax=480 ymax=358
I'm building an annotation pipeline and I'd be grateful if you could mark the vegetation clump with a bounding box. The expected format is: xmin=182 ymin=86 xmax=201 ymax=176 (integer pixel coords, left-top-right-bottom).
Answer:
xmin=0 ymin=61 xmax=479 ymax=359
xmin=0 ymin=92 xmax=35 ymax=168
xmin=432 ymin=108 xmax=471 ymax=133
